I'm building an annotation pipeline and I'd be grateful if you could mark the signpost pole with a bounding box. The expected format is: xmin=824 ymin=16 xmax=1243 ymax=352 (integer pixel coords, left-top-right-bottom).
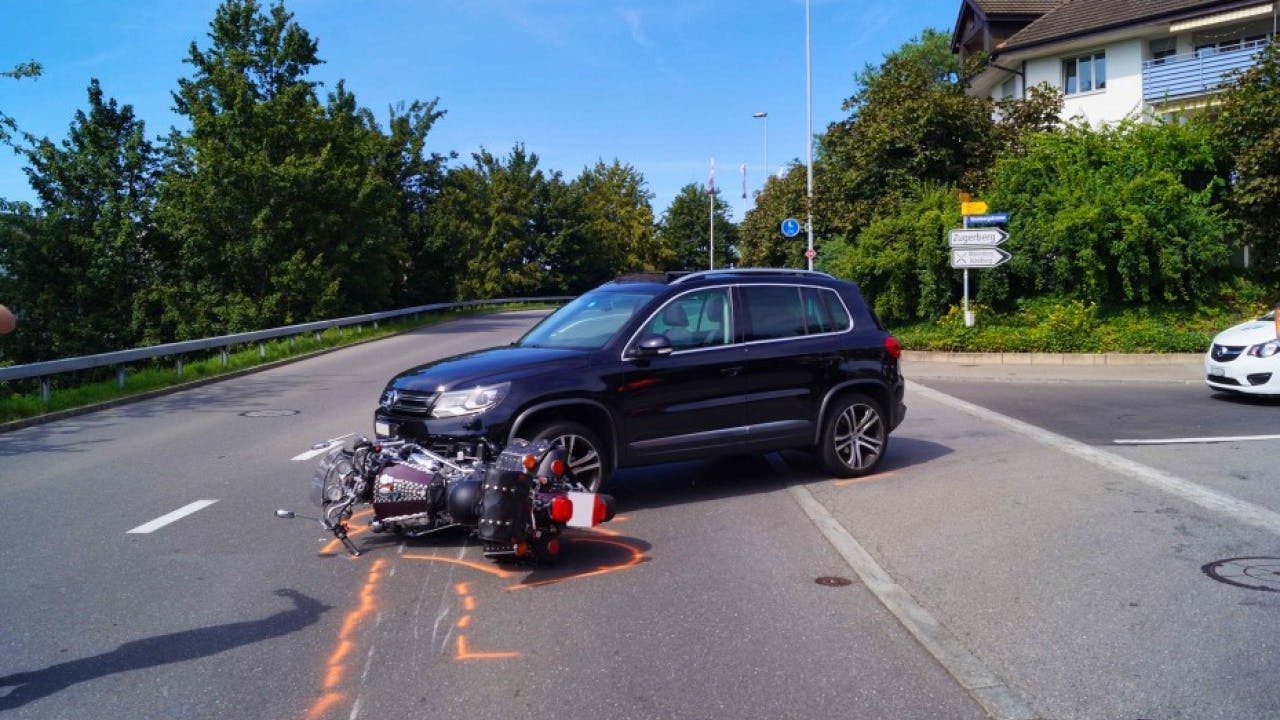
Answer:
xmin=962 ymin=214 xmax=973 ymax=327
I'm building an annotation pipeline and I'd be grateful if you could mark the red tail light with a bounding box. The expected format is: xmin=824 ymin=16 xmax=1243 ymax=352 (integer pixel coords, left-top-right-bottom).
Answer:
xmin=593 ymin=496 xmax=609 ymax=526
xmin=884 ymin=335 xmax=901 ymax=359
xmin=550 ymin=495 xmax=573 ymax=523
xmin=550 ymin=459 xmax=566 ymax=476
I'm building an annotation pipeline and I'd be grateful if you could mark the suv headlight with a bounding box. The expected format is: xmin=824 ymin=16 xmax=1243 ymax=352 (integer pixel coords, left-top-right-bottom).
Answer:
xmin=430 ymin=382 xmax=510 ymax=418
xmin=1247 ymin=340 xmax=1280 ymax=358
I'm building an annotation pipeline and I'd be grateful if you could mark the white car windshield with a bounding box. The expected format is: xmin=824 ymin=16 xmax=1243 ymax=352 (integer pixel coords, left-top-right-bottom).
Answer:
xmin=519 ymin=288 xmax=661 ymax=349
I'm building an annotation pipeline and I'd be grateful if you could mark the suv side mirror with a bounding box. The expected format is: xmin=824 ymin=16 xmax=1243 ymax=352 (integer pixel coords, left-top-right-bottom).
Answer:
xmin=630 ymin=333 xmax=673 ymax=358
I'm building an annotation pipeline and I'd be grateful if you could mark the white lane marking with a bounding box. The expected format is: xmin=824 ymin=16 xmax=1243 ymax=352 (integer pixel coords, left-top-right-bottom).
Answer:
xmin=773 ymin=457 xmax=1039 ymax=720
xmin=1115 ymin=433 xmax=1280 ymax=445
xmin=911 ymin=381 xmax=1280 ymax=537
xmin=127 ymin=499 xmax=219 ymax=534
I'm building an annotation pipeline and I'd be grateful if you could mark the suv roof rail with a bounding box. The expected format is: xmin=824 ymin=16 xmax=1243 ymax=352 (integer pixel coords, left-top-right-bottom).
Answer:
xmin=614 ymin=271 xmax=691 ymax=284
xmin=670 ymin=267 xmax=834 ymax=284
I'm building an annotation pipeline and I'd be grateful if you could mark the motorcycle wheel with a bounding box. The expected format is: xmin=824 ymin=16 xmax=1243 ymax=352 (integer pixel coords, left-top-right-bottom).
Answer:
xmin=527 ymin=420 xmax=609 ymax=491
xmin=816 ymin=393 xmax=888 ymax=478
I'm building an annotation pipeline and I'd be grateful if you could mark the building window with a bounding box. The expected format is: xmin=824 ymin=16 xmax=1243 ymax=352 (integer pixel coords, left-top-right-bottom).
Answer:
xmin=1000 ymin=77 xmax=1017 ymax=99
xmin=1150 ymin=37 xmax=1177 ymax=64
xmin=1063 ymin=51 xmax=1106 ymax=94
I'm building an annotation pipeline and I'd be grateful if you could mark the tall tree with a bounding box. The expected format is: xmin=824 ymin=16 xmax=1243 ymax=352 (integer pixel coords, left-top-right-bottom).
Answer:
xmin=376 ymin=99 xmax=454 ymax=305
xmin=0 ymin=80 xmax=156 ymax=362
xmin=1214 ymin=42 xmax=1280 ymax=280
xmin=152 ymin=0 xmax=403 ymax=338
xmin=817 ymin=29 xmax=995 ymax=241
xmin=436 ymin=144 xmax=563 ymax=300
xmin=738 ymin=164 xmax=808 ymax=268
xmin=556 ymin=160 xmax=666 ymax=289
xmin=656 ymin=183 xmax=738 ymax=270
xmin=0 ymin=60 xmax=41 ymax=148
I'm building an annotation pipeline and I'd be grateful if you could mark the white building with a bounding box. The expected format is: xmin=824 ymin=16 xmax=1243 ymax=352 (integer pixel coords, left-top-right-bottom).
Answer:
xmin=952 ymin=0 xmax=1278 ymax=123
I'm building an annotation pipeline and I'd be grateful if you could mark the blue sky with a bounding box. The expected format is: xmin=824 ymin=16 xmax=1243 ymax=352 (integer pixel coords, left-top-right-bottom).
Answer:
xmin=0 ymin=0 xmax=960 ymax=221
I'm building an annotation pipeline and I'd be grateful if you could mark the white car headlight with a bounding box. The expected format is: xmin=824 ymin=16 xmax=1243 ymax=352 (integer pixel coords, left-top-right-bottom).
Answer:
xmin=430 ymin=382 xmax=510 ymax=418
xmin=1247 ymin=340 xmax=1280 ymax=358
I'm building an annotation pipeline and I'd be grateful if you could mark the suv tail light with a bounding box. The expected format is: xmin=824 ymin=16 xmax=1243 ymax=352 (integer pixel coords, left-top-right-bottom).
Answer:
xmin=884 ymin=336 xmax=901 ymax=359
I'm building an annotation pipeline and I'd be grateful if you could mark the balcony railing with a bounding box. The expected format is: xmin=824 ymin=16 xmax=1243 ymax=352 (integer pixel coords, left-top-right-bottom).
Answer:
xmin=1142 ymin=39 xmax=1270 ymax=103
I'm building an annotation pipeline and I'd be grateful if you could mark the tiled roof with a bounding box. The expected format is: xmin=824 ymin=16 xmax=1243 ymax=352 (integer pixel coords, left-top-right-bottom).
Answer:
xmin=999 ymin=0 xmax=1267 ymax=51
xmin=970 ymin=0 xmax=1062 ymax=15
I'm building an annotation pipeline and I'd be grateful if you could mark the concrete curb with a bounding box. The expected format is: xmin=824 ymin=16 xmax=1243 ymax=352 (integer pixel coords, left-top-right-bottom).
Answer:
xmin=903 ymin=350 xmax=1201 ymax=366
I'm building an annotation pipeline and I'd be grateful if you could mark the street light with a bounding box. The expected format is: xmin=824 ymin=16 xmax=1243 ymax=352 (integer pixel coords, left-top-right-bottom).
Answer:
xmin=752 ymin=111 xmax=767 ymax=203
xmin=804 ymin=0 xmax=815 ymax=272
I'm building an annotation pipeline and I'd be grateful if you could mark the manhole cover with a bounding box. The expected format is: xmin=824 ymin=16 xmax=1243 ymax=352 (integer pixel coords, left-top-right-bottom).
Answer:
xmin=239 ymin=409 xmax=300 ymax=418
xmin=815 ymin=576 xmax=853 ymax=587
xmin=1202 ymin=557 xmax=1280 ymax=592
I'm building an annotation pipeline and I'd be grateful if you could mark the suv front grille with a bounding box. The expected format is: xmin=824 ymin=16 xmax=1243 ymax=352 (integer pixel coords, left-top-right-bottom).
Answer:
xmin=387 ymin=390 xmax=437 ymax=415
xmin=1211 ymin=344 xmax=1244 ymax=362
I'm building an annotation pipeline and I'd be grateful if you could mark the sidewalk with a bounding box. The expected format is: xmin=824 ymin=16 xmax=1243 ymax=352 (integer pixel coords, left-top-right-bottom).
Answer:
xmin=902 ymin=350 xmax=1204 ymax=385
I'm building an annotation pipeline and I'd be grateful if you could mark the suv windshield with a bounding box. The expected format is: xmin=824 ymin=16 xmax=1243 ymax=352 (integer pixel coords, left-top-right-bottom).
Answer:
xmin=520 ymin=287 xmax=661 ymax=349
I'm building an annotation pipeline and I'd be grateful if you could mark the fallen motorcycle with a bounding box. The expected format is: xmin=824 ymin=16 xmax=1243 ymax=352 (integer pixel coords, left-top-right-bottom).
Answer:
xmin=278 ymin=434 xmax=615 ymax=563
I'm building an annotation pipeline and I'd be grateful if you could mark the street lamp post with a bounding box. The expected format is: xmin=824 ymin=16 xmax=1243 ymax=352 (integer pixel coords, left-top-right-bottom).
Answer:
xmin=804 ymin=0 xmax=815 ymax=272
xmin=752 ymin=111 xmax=767 ymax=203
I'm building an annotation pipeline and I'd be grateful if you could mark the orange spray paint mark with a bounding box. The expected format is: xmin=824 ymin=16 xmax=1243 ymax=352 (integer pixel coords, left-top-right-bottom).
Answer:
xmin=833 ymin=471 xmax=895 ymax=488
xmin=454 ymin=635 xmax=520 ymax=661
xmin=317 ymin=509 xmax=375 ymax=556
xmin=508 ymin=538 xmax=646 ymax=590
xmin=303 ymin=557 xmax=386 ymax=720
xmin=456 ymin=615 xmax=472 ymax=629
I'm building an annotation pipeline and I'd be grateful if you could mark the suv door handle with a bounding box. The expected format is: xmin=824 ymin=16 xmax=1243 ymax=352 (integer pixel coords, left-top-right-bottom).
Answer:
xmin=721 ymin=366 xmax=744 ymax=377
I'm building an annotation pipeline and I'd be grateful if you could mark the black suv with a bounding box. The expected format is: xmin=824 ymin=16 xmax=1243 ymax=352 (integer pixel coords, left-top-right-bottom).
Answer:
xmin=374 ymin=269 xmax=905 ymax=490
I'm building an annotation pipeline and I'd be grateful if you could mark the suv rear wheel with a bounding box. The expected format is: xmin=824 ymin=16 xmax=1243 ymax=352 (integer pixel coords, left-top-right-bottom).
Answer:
xmin=527 ymin=420 xmax=609 ymax=491
xmin=818 ymin=393 xmax=887 ymax=477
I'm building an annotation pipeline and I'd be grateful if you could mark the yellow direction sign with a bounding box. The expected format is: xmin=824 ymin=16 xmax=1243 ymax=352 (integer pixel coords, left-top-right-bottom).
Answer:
xmin=961 ymin=200 xmax=989 ymax=216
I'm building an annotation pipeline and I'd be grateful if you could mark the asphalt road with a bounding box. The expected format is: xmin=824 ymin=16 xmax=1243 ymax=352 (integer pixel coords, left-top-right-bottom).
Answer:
xmin=3 ymin=313 xmax=1279 ymax=720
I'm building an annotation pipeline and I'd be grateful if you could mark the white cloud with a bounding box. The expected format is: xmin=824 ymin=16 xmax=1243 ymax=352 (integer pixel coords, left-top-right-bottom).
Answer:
xmin=618 ymin=8 xmax=653 ymax=49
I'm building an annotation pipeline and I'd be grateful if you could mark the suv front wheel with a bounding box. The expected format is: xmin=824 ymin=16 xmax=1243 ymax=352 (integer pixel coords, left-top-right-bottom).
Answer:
xmin=527 ymin=420 xmax=609 ymax=492
xmin=817 ymin=393 xmax=888 ymax=477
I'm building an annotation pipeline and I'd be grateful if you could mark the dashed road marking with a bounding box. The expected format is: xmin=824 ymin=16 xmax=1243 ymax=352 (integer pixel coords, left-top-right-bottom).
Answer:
xmin=126 ymin=499 xmax=219 ymax=534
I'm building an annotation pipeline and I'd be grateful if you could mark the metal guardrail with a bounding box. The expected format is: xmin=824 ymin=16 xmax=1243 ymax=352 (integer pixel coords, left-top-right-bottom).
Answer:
xmin=0 ymin=297 xmax=570 ymax=400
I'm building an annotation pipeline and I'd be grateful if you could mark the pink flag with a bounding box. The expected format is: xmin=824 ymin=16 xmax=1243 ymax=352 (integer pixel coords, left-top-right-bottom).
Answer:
xmin=706 ymin=157 xmax=716 ymax=195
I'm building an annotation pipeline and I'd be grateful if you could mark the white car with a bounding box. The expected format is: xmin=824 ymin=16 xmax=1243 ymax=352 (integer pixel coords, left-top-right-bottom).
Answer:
xmin=1205 ymin=308 xmax=1280 ymax=395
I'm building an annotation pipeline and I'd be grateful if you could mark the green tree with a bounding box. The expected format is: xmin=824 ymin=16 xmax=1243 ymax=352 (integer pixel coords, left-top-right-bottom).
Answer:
xmin=1 ymin=60 xmax=41 ymax=148
xmin=739 ymin=164 xmax=808 ymax=267
xmin=1214 ymin=41 xmax=1280 ymax=279
xmin=987 ymin=119 xmax=1230 ymax=307
xmin=376 ymin=100 xmax=454 ymax=305
xmin=817 ymin=29 xmax=995 ymax=241
xmin=0 ymin=80 xmax=157 ymax=362
xmin=656 ymin=183 xmax=738 ymax=270
xmin=436 ymin=144 xmax=563 ymax=300
xmin=152 ymin=0 xmax=402 ymax=338
xmin=559 ymin=160 xmax=666 ymax=287
xmin=820 ymin=186 xmax=960 ymax=324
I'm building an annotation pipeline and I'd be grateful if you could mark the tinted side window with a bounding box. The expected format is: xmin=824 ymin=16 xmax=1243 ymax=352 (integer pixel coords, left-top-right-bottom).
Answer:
xmin=805 ymin=287 xmax=850 ymax=331
xmin=742 ymin=285 xmax=806 ymax=341
xmin=641 ymin=287 xmax=732 ymax=350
